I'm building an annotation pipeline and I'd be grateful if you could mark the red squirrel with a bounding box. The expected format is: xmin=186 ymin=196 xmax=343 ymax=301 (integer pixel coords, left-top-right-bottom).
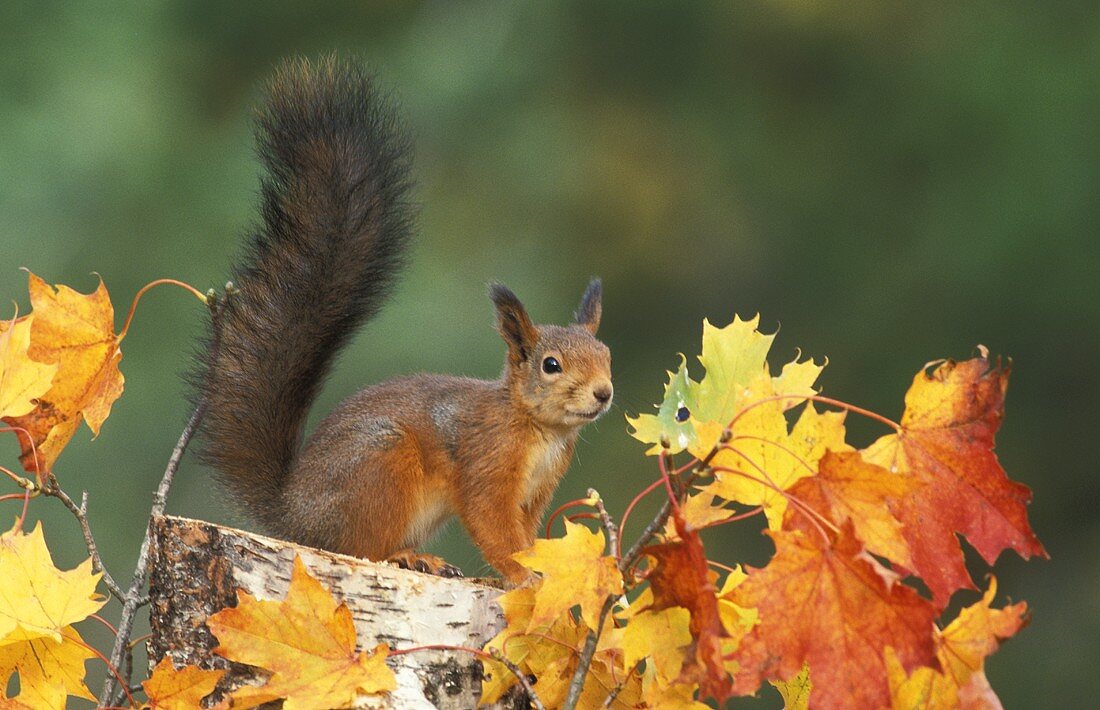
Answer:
xmin=193 ymin=57 xmax=613 ymax=584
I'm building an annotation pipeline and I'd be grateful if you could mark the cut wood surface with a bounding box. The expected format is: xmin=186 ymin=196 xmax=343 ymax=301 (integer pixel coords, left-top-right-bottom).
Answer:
xmin=148 ymin=514 xmax=527 ymax=708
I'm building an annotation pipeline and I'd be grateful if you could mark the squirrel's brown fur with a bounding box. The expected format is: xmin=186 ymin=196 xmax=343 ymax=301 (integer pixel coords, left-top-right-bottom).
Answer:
xmin=193 ymin=57 xmax=612 ymax=583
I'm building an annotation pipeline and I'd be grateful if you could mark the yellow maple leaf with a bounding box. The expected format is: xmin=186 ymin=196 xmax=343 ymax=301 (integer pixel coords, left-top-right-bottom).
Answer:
xmin=771 ymin=663 xmax=812 ymax=709
xmin=886 ymin=577 xmax=1027 ymax=709
xmin=0 ymin=314 xmax=57 ymax=419
xmin=702 ymin=403 xmax=849 ymax=529
xmin=0 ymin=522 xmax=105 ymax=644
xmin=0 ymin=625 xmax=95 ymax=708
xmin=480 ymin=585 xmax=586 ymax=705
xmin=512 ymin=520 xmax=623 ymax=632
xmin=2 ymin=273 xmax=125 ymax=473
xmin=628 ymin=315 xmax=823 ymax=456
xmin=141 ymin=657 xmax=226 ymax=710
xmin=206 ymin=555 xmax=396 ymax=710
xmin=607 ymin=606 xmax=693 ymax=687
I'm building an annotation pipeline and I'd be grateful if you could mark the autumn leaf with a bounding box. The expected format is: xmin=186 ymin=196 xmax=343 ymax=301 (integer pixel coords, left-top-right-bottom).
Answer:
xmin=771 ymin=664 xmax=811 ymax=710
xmin=206 ymin=555 xmax=395 ymax=710
xmin=2 ymin=273 xmax=125 ymax=473
xmin=480 ymin=585 xmax=586 ymax=706
xmin=605 ymin=606 xmax=693 ymax=688
xmin=887 ymin=577 xmax=1028 ymax=709
xmin=643 ymin=514 xmax=732 ymax=703
xmin=728 ymin=525 xmax=938 ymax=709
xmin=785 ymin=450 xmax=917 ymax=569
xmin=141 ymin=657 xmax=226 ymax=710
xmin=628 ymin=315 xmax=822 ymax=455
xmin=702 ymin=403 xmax=849 ymax=529
xmin=863 ymin=350 xmax=1047 ymax=607
xmin=626 ymin=355 xmax=696 ymax=455
xmin=512 ymin=519 xmax=623 ymax=632
xmin=0 ymin=521 xmax=105 ymax=644
xmin=0 ymin=626 xmax=95 ymax=708
xmin=0 ymin=314 xmax=57 ymax=419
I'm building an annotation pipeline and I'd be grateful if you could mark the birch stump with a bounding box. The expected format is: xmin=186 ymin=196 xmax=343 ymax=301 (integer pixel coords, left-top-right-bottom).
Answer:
xmin=147 ymin=515 xmax=528 ymax=708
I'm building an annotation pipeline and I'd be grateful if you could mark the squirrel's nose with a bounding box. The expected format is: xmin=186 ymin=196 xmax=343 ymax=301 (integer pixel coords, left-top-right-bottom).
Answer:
xmin=593 ymin=385 xmax=613 ymax=404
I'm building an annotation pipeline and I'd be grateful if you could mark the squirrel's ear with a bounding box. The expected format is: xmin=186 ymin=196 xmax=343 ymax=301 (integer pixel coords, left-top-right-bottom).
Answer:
xmin=573 ymin=278 xmax=602 ymax=335
xmin=490 ymin=283 xmax=539 ymax=364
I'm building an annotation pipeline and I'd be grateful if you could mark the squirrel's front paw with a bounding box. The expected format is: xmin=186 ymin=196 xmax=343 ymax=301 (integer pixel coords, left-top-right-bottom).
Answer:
xmin=386 ymin=550 xmax=464 ymax=579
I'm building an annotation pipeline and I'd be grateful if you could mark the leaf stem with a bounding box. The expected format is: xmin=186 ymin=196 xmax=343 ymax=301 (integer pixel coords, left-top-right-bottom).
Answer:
xmin=117 ymin=278 xmax=207 ymax=342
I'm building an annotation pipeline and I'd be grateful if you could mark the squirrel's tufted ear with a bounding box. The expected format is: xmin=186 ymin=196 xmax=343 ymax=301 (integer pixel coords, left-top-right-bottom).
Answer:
xmin=489 ymin=283 xmax=539 ymax=365
xmin=573 ymin=278 xmax=602 ymax=335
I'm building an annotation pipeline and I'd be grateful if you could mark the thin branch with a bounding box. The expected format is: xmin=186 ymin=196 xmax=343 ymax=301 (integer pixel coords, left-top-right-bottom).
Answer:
xmin=588 ymin=488 xmax=619 ymax=560
xmin=101 ymin=400 xmax=205 ymax=705
xmin=603 ymin=659 xmax=643 ymax=707
xmin=101 ymin=290 xmax=225 ymax=705
xmin=562 ymin=596 xmax=616 ymax=710
xmin=41 ymin=478 xmax=124 ymax=601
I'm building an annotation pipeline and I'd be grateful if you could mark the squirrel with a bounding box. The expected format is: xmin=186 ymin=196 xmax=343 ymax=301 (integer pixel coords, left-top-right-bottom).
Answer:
xmin=192 ymin=56 xmax=613 ymax=585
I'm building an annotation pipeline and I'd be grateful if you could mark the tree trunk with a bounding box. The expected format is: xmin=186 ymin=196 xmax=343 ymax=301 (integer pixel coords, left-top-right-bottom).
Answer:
xmin=147 ymin=515 xmax=528 ymax=709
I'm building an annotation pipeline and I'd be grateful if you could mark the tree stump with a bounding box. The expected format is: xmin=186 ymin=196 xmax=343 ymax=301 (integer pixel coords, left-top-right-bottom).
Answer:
xmin=147 ymin=515 xmax=527 ymax=708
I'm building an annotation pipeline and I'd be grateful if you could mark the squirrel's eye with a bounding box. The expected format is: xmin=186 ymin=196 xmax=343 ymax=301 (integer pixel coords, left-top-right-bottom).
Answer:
xmin=542 ymin=356 xmax=562 ymax=374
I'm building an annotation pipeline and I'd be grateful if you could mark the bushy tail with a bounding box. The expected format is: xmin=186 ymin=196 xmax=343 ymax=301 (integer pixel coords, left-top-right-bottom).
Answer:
xmin=192 ymin=57 xmax=413 ymax=531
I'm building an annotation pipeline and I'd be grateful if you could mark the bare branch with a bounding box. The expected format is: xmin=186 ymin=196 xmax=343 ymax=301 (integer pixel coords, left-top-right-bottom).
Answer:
xmin=101 ymin=290 xmax=224 ymax=705
xmin=562 ymin=596 xmax=616 ymax=710
xmin=587 ymin=488 xmax=619 ymax=559
xmin=488 ymin=647 xmax=546 ymax=710
xmin=41 ymin=477 xmax=123 ymax=601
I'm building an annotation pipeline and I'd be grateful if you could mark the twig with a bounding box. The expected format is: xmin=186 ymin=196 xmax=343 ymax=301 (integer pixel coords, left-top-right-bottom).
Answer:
xmin=100 ymin=289 xmax=223 ymax=706
xmin=490 ymin=648 xmax=546 ymax=710
xmin=41 ymin=478 xmax=124 ymax=601
xmin=562 ymin=596 xmax=616 ymax=710
xmin=603 ymin=660 xmax=643 ymax=707
xmin=100 ymin=400 xmax=205 ymax=705
xmin=588 ymin=488 xmax=619 ymax=559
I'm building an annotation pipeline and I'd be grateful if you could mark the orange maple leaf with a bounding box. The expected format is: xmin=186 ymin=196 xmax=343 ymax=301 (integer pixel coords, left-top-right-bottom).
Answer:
xmin=142 ymin=658 xmax=226 ymax=710
xmin=785 ymin=450 xmax=918 ymax=569
xmin=2 ymin=273 xmax=124 ymax=473
xmin=206 ymin=556 xmax=396 ymax=709
xmin=728 ymin=525 xmax=938 ymax=709
xmin=863 ymin=350 xmax=1047 ymax=607
xmin=886 ymin=577 xmax=1028 ymax=709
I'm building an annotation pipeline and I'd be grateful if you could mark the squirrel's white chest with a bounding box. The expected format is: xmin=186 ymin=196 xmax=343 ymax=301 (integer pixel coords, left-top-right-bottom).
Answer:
xmin=522 ymin=435 xmax=571 ymax=503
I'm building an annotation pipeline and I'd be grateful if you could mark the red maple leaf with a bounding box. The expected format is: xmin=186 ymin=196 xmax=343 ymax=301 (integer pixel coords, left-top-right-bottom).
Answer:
xmin=728 ymin=524 xmax=938 ymax=709
xmin=863 ymin=351 xmax=1047 ymax=607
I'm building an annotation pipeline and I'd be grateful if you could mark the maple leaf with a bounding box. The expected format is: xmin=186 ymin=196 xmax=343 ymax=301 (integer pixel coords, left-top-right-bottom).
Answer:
xmin=886 ymin=577 xmax=1028 ymax=709
xmin=604 ymin=606 xmax=693 ymax=687
xmin=728 ymin=525 xmax=938 ymax=709
xmin=206 ymin=555 xmax=396 ymax=710
xmin=512 ymin=520 xmax=623 ymax=632
xmin=0 ymin=522 xmax=105 ymax=644
xmin=863 ymin=350 xmax=1047 ymax=607
xmin=0 ymin=626 xmax=95 ymax=708
xmin=480 ymin=585 xmax=585 ymax=705
xmin=626 ymin=355 xmax=696 ymax=455
xmin=142 ymin=657 xmax=226 ymax=710
xmin=785 ymin=450 xmax=917 ymax=569
xmin=2 ymin=273 xmax=125 ymax=473
xmin=0 ymin=314 xmax=57 ymax=419
xmin=770 ymin=664 xmax=811 ymax=710
xmin=714 ymin=566 xmax=758 ymax=645
xmin=628 ymin=315 xmax=822 ymax=455
xmin=643 ymin=514 xmax=732 ymax=703
xmin=702 ymin=403 xmax=849 ymax=529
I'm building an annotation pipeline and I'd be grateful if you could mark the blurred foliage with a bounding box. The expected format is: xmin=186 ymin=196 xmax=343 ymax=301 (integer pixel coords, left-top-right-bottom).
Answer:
xmin=1 ymin=1 xmax=1094 ymax=705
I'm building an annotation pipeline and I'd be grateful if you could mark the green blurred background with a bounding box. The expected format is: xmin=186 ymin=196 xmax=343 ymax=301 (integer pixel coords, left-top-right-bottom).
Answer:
xmin=1 ymin=1 xmax=1094 ymax=706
